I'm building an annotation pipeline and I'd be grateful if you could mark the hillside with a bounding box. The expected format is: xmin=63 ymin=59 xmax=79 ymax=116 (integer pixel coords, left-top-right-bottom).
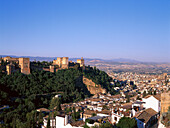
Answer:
xmin=0 ymin=64 xmax=116 ymax=127
xmin=0 ymin=68 xmax=91 ymax=127
xmin=83 ymin=66 xmax=116 ymax=95
xmin=83 ymin=77 xmax=106 ymax=94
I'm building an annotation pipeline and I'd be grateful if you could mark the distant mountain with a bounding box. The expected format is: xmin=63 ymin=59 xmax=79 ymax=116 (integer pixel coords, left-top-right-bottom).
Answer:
xmin=109 ymin=58 xmax=140 ymax=63
xmin=0 ymin=55 xmax=168 ymax=64
xmin=0 ymin=55 xmax=56 ymax=62
xmin=0 ymin=55 xmax=104 ymax=63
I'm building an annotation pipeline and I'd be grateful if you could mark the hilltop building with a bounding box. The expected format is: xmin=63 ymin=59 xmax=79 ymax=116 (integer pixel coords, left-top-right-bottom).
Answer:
xmin=19 ymin=58 xmax=30 ymax=75
xmin=51 ymin=57 xmax=85 ymax=72
xmin=1 ymin=56 xmax=85 ymax=75
xmin=77 ymin=57 xmax=85 ymax=67
xmin=53 ymin=57 xmax=69 ymax=69
xmin=1 ymin=56 xmax=30 ymax=75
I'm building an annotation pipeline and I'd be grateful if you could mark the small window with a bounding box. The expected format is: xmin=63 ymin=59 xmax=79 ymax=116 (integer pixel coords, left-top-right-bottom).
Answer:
xmin=114 ymin=117 xmax=117 ymax=121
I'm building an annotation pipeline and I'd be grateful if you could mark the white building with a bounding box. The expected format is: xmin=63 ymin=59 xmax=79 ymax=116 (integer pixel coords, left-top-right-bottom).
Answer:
xmin=131 ymin=101 xmax=145 ymax=117
xmin=142 ymin=95 xmax=161 ymax=113
xmin=42 ymin=114 xmax=83 ymax=128
xmin=111 ymin=111 xmax=123 ymax=124
xmin=42 ymin=116 xmax=56 ymax=128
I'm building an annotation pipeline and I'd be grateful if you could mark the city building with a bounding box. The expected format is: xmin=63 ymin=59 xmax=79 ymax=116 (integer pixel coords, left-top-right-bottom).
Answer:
xmin=142 ymin=95 xmax=161 ymax=113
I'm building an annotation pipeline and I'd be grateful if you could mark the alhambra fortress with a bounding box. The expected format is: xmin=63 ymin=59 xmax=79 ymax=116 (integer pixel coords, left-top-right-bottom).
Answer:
xmin=0 ymin=56 xmax=106 ymax=94
xmin=0 ymin=56 xmax=85 ymax=75
xmin=1 ymin=56 xmax=30 ymax=75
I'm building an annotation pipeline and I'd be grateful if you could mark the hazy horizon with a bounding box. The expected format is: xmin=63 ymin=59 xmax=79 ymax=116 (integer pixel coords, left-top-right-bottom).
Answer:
xmin=0 ymin=0 xmax=169 ymax=62
xmin=1 ymin=54 xmax=170 ymax=63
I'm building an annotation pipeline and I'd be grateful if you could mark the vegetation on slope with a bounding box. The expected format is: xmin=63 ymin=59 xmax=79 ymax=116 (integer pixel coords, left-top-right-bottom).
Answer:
xmin=0 ymin=63 xmax=118 ymax=127
xmin=83 ymin=66 xmax=116 ymax=94
xmin=0 ymin=68 xmax=90 ymax=127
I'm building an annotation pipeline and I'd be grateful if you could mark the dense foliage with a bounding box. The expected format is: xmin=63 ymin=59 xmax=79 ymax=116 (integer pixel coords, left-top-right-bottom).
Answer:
xmin=116 ymin=117 xmax=137 ymax=128
xmin=0 ymin=68 xmax=90 ymax=127
xmin=0 ymin=64 xmax=118 ymax=127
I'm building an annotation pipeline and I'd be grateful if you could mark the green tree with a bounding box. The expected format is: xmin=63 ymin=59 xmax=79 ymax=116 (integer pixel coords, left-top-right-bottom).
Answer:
xmin=72 ymin=107 xmax=76 ymax=120
xmin=99 ymin=122 xmax=114 ymax=128
xmin=47 ymin=116 xmax=50 ymax=128
xmin=38 ymin=111 xmax=43 ymax=125
xmin=154 ymin=90 xmax=156 ymax=95
xmin=143 ymin=91 xmax=147 ymax=98
xmin=126 ymin=94 xmax=130 ymax=103
xmin=136 ymin=95 xmax=141 ymax=100
xmin=116 ymin=117 xmax=137 ymax=128
xmin=92 ymin=113 xmax=96 ymax=116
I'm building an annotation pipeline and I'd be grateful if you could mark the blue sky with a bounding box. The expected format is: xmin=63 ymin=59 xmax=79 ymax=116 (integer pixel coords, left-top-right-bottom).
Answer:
xmin=0 ymin=0 xmax=169 ymax=62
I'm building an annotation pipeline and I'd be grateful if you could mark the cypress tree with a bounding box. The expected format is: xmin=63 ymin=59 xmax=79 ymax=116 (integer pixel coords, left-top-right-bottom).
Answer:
xmin=47 ymin=116 xmax=50 ymax=128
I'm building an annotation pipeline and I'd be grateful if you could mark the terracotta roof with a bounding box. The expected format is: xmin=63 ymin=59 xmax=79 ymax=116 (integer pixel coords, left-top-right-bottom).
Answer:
xmin=70 ymin=120 xmax=85 ymax=127
xmin=84 ymin=110 xmax=96 ymax=115
xmin=135 ymin=108 xmax=157 ymax=123
xmin=97 ymin=110 xmax=111 ymax=115
xmin=144 ymin=95 xmax=161 ymax=101
xmin=111 ymin=94 xmax=121 ymax=98
xmin=89 ymin=98 xmax=101 ymax=102
xmin=153 ymin=95 xmax=161 ymax=101
xmin=122 ymin=103 xmax=132 ymax=109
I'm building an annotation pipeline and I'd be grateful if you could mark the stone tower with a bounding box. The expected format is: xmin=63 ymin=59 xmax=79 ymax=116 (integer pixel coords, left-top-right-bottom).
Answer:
xmin=56 ymin=57 xmax=63 ymax=68
xmin=53 ymin=57 xmax=63 ymax=68
xmin=77 ymin=57 xmax=84 ymax=67
xmin=6 ymin=64 xmax=12 ymax=75
xmin=62 ymin=57 xmax=69 ymax=69
xmin=77 ymin=57 xmax=85 ymax=70
xmin=50 ymin=65 xmax=55 ymax=73
xmin=19 ymin=58 xmax=30 ymax=75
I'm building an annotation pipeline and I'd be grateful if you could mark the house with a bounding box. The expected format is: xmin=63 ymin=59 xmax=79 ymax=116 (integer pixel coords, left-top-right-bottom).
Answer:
xmin=134 ymin=108 xmax=158 ymax=128
xmin=42 ymin=114 xmax=84 ymax=128
xmin=142 ymin=95 xmax=161 ymax=113
xmin=70 ymin=120 xmax=85 ymax=128
xmin=131 ymin=101 xmax=145 ymax=117
xmin=42 ymin=115 xmax=56 ymax=128
xmin=86 ymin=116 xmax=105 ymax=127
xmin=82 ymin=110 xmax=95 ymax=121
xmin=111 ymin=108 xmax=131 ymax=124
xmin=97 ymin=110 xmax=110 ymax=118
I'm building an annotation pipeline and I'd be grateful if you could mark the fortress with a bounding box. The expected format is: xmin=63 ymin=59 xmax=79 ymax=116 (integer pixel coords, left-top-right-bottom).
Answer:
xmin=1 ymin=56 xmax=30 ymax=75
xmin=53 ymin=57 xmax=69 ymax=69
xmin=0 ymin=56 xmax=85 ymax=75
xmin=1 ymin=56 xmax=107 ymax=94
xmin=50 ymin=57 xmax=85 ymax=72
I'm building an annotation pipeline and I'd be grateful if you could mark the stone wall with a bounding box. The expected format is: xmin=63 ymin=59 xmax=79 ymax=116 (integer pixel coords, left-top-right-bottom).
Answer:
xmin=83 ymin=77 xmax=106 ymax=94
xmin=161 ymin=91 xmax=170 ymax=113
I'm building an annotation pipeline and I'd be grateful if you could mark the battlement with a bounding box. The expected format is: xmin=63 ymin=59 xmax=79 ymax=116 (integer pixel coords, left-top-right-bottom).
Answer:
xmin=1 ymin=56 xmax=30 ymax=75
xmin=77 ymin=57 xmax=85 ymax=67
xmin=53 ymin=57 xmax=69 ymax=69
xmin=52 ymin=57 xmax=85 ymax=70
xmin=2 ymin=56 xmax=19 ymax=63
